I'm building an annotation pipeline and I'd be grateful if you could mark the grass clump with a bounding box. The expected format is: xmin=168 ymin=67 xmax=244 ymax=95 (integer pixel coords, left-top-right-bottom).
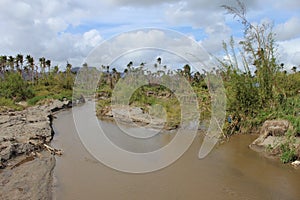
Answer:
xmin=280 ymin=142 xmax=297 ymax=163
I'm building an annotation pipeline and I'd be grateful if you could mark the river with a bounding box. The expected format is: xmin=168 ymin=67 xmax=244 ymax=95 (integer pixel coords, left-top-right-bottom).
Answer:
xmin=52 ymin=105 xmax=300 ymax=200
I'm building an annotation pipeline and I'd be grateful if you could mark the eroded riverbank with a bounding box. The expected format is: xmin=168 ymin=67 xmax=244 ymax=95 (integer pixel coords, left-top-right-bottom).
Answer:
xmin=0 ymin=99 xmax=71 ymax=200
xmin=52 ymin=105 xmax=300 ymax=200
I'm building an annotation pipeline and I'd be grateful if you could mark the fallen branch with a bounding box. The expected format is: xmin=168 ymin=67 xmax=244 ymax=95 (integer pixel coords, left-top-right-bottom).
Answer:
xmin=43 ymin=144 xmax=63 ymax=156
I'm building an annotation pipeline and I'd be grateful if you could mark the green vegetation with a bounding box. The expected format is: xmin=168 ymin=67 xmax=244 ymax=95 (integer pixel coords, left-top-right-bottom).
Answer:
xmin=280 ymin=142 xmax=297 ymax=163
xmin=0 ymin=54 xmax=74 ymax=109
xmin=220 ymin=1 xmax=300 ymax=138
xmin=0 ymin=72 xmax=34 ymax=101
xmin=0 ymin=97 xmax=22 ymax=111
xmin=273 ymin=130 xmax=298 ymax=163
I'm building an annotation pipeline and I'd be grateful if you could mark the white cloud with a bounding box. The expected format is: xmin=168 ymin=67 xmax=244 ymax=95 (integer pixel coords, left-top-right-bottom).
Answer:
xmin=82 ymin=30 xmax=103 ymax=47
xmin=109 ymin=0 xmax=179 ymax=7
xmin=274 ymin=17 xmax=300 ymax=41
xmin=0 ymin=0 xmax=104 ymax=66
xmin=42 ymin=30 xmax=103 ymax=67
xmin=274 ymin=0 xmax=300 ymax=10
xmin=0 ymin=0 xmax=299 ymax=68
xmin=85 ymin=29 xmax=212 ymax=71
xmin=201 ymin=22 xmax=232 ymax=53
xmin=47 ymin=18 xmax=68 ymax=32
xmin=278 ymin=38 xmax=300 ymax=67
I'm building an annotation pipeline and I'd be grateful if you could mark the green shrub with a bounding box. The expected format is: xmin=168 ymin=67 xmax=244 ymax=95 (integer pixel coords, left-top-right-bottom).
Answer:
xmin=0 ymin=97 xmax=22 ymax=110
xmin=280 ymin=143 xmax=297 ymax=163
xmin=52 ymin=90 xmax=73 ymax=101
xmin=27 ymin=90 xmax=72 ymax=106
xmin=0 ymin=72 xmax=34 ymax=101
xmin=0 ymin=97 xmax=16 ymax=107
xmin=27 ymin=95 xmax=48 ymax=105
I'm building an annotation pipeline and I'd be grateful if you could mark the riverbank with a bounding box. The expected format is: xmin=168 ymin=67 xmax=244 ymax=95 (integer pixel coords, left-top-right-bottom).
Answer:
xmin=98 ymin=105 xmax=178 ymax=130
xmin=249 ymin=119 xmax=300 ymax=166
xmin=0 ymin=99 xmax=71 ymax=200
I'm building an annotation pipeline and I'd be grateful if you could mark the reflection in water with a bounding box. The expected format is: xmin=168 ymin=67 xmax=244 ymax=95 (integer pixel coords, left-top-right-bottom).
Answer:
xmin=99 ymin=120 xmax=175 ymax=153
xmin=52 ymin=107 xmax=300 ymax=200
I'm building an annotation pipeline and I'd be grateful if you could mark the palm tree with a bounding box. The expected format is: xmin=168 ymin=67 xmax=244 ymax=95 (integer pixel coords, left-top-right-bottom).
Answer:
xmin=140 ymin=62 xmax=145 ymax=67
xmin=104 ymin=65 xmax=113 ymax=89
xmin=23 ymin=65 xmax=30 ymax=81
xmin=26 ymin=55 xmax=35 ymax=83
xmin=157 ymin=57 xmax=161 ymax=65
xmin=163 ymin=65 xmax=167 ymax=73
xmin=0 ymin=55 xmax=7 ymax=75
xmin=53 ymin=65 xmax=59 ymax=74
xmin=66 ymin=62 xmax=72 ymax=72
xmin=19 ymin=54 xmax=23 ymax=70
xmin=82 ymin=62 xmax=88 ymax=68
xmin=16 ymin=54 xmax=23 ymax=75
xmin=35 ymin=63 xmax=39 ymax=83
xmin=8 ymin=56 xmax=14 ymax=71
xmin=154 ymin=57 xmax=162 ymax=73
xmin=15 ymin=56 xmax=20 ymax=71
xmin=101 ymin=65 xmax=106 ymax=72
xmin=39 ymin=57 xmax=46 ymax=76
xmin=127 ymin=61 xmax=133 ymax=72
xmin=111 ymin=68 xmax=120 ymax=87
xmin=112 ymin=67 xmax=117 ymax=74
xmin=65 ymin=62 xmax=73 ymax=89
xmin=46 ymin=59 xmax=51 ymax=78
xmin=183 ymin=64 xmax=191 ymax=82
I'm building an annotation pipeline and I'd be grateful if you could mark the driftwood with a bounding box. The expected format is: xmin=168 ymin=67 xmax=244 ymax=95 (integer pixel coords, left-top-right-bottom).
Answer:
xmin=11 ymin=156 xmax=35 ymax=169
xmin=43 ymin=144 xmax=63 ymax=156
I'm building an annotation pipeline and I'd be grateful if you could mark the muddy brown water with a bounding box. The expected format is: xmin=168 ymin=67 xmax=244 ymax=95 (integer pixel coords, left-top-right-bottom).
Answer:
xmin=52 ymin=106 xmax=300 ymax=200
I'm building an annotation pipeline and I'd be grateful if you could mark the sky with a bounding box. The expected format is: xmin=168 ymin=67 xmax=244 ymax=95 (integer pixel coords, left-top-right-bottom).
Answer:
xmin=0 ymin=0 xmax=300 ymax=71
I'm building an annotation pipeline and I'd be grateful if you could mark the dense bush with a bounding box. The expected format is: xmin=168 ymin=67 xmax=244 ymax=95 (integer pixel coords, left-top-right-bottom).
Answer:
xmin=0 ymin=72 xmax=34 ymax=101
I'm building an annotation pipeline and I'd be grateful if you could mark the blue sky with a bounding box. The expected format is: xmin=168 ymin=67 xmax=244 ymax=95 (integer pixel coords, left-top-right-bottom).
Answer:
xmin=0 ymin=0 xmax=300 ymax=71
